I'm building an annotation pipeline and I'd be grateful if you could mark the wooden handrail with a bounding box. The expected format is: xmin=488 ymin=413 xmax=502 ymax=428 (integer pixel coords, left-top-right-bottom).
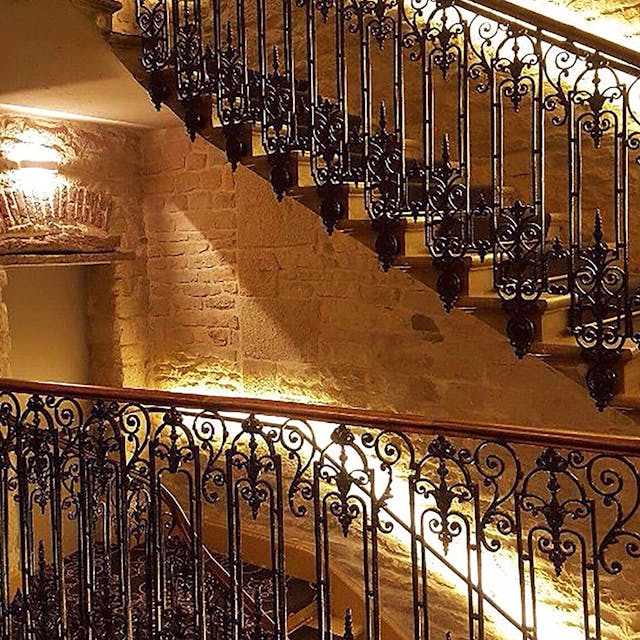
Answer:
xmin=110 ymin=0 xmax=640 ymax=76
xmin=2 ymin=377 xmax=640 ymax=456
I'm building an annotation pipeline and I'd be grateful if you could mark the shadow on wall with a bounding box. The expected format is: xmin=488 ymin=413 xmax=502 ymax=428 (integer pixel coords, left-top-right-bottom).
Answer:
xmin=140 ymin=127 xmax=640 ymax=434
xmin=4 ymin=265 xmax=89 ymax=384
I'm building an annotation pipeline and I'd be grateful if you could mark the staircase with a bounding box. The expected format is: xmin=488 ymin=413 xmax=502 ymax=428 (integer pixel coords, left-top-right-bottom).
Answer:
xmin=91 ymin=0 xmax=640 ymax=413
xmin=3 ymin=409 xmax=319 ymax=640
xmin=2 ymin=378 xmax=640 ymax=639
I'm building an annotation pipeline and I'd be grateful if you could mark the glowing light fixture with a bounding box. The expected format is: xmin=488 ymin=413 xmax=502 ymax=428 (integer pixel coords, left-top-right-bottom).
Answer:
xmin=0 ymin=128 xmax=113 ymax=250
xmin=2 ymin=132 xmax=63 ymax=198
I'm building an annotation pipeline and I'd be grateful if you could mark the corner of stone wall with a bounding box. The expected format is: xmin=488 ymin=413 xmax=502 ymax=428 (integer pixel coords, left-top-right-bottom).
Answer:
xmin=84 ymin=124 xmax=150 ymax=390
xmin=0 ymin=267 xmax=12 ymax=377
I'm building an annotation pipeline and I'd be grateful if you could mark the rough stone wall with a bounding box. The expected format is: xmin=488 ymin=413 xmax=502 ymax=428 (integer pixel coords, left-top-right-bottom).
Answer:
xmin=140 ymin=125 xmax=640 ymax=435
xmin=69 ymin=120 xmax=149 ymax=388
xmin=0 ymin=113 xmax=148 ymax=387
xmin=0 ymin=268 xmax=11 ymax=377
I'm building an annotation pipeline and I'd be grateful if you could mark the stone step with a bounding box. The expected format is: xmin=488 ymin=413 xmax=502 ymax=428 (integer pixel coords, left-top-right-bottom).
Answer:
xmin=533 ymin=335 xmax=640 ymax=401
xmin=459 ymin=293 xmax=571 ymax=344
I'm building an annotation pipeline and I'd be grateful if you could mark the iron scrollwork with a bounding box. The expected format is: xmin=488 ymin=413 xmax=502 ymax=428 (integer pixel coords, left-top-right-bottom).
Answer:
xmin=494 ymin=201 xmax=545 ymax=358
xmin=135 ymin=0 xmax=640 ymax=412
xmin=427 ymin=134 xmax=468 ymax=312
xmin=136 ymin=0 xmax=170 ymax=109
xmin=0 ymin=385 xmax=640 ymax=637
xmin=571 ymin=212 xmax=627 ymax=411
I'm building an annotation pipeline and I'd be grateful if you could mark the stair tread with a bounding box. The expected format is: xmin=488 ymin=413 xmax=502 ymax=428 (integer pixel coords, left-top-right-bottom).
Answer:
xmin=459 ymin=293 xmax=571 ymax=311
xmin=533 ymin=335 xmax=639 ymax=359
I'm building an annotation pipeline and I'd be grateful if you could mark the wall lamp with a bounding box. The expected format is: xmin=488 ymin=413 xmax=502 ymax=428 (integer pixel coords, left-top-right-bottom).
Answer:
xmin=1 ymin=135 xmax=63 ymax=197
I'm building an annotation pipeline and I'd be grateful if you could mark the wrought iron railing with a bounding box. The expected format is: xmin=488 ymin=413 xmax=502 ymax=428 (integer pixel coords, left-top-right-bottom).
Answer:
xmin=1 ymin=378 xmax=640 ymax=639
xmin=131 ymin=0 xmax=640 ymax=410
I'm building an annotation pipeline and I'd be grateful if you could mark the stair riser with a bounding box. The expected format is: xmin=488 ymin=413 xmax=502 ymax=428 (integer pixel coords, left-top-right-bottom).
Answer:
xmin=469 ymin=304 xmax=570 ymax=345
xmin=466 ymin=266 xmax=493 ymax=297
xmin=539 ymin=307 xmax=571 ymax=343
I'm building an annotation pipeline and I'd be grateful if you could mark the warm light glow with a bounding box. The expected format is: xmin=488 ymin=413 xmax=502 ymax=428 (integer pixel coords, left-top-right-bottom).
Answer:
xmin=169 ymin=378 xmax=597 ymax=639
xmin=0 ymin=104 xmax=148 ymax=129
xmin=380 ymin=486 xmax=587 ymax=640
xmin=2 ymin=131 xmax=63 ymax=198
xmin=168 ymin=382 xmax=335 ymax=406
xmin=404 ymin=0 xmax=640 ymax=52
xmin=7 ymin=167 xmax=61 ymax=198
xmin=5 ymin=140 xmax=61 ymax=167
xmin=499 ymin=0 xmax=638 ymax=50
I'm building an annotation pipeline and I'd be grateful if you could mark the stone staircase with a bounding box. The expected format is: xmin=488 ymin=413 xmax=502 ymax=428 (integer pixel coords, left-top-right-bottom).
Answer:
xmin=75 ymin=0 xmax=640 ymax=416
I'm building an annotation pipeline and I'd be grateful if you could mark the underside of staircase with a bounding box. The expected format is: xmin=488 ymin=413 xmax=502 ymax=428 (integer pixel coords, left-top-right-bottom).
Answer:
xmin=100 ymin=0 xmax=640 ymax=416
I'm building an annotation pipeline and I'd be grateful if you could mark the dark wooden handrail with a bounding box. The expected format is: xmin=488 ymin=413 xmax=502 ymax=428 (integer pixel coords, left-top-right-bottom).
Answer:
xmin=2 ymin=377 xmax=640 ymax=456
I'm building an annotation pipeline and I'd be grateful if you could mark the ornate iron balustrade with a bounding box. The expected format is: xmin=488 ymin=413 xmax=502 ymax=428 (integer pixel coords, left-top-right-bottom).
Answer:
xmin=131 ymin=0 xmax=640 ymax=410
xmin=1 ymin=378 xmax=640 ymax=639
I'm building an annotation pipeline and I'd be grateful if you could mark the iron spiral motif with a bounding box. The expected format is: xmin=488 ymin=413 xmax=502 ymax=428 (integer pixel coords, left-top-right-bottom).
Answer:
xmin=263 ymin=46 xmax=295 ymax=201
xmin=1 ymin=385 xmax=640 ymax=639
xmin=212 ymin=15 xmax=250 ymax=170
xmin=571 ymin=212 xmax=627 ymax=411
xmin=136 ymin=0 xmax=170 ymax=109
xmin=494 ymin=201 xmax=545 ymax=358
xmin=172 ymin=0 xmax=207 ymax=140
xmin=366 ymin=103 xmax=403 ymax=270
xmin=427 ymin=134 xmax=468 ymax=312
xmin=132 ymin=0 xmax=640 ymax=409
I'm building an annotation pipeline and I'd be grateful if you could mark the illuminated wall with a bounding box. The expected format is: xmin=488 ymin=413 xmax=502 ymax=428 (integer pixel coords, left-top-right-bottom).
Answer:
xmin=138 ymin=126 xmax=640 ymax=436
xmin=0 ymin=111 xmax=148 ymax=388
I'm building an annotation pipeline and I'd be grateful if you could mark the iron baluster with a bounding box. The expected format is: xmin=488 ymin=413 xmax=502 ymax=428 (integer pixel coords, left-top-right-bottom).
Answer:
xmin=172 ymin=0 xmax=208 ymax=140
xmin=225 ymin=443 xmax=242 ymax=640
xmin=493 ymin=30 xmax=547 ymax=358
xmin=361 ymin=2 xmax=404 ymax=271
xmin=423 ymin=3 xmax=474 ymax=311
xmin=136 ymin=0 xmax=170 ymax=109
xmin=256 ymin=0 xmax=297 ymax=201
xmin=212 ymin=0 xmax=251 ymax=170
xmin=0 ymin=385 xmax=640 ymax=637
xmin=305 ymin=0 xmax=349 ymax=234
xmin=567 ymin=58 xmax=629 ymax=410
xmin=313 ymin=458 xmax=331 ymax=640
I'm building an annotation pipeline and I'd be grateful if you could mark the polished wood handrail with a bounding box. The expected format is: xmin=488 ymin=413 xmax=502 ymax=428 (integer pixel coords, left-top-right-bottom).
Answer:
xmin=106 ymin=0 xmax=640 ymax=76
xmin=2 ymin=378 xmax=640 ymax=456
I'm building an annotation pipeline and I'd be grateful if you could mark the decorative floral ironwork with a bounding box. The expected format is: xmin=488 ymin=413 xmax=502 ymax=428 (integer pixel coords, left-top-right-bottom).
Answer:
xmin=171 ymin=0 xmax=206 ymax=140
xmin=136 ymin=0 xmax=170 ymax=109
xmin=263 ymin=46 xmax=294 ymax=201
xmin=427 ymin=134 xmax=468 ymax=312
xmin=1 ymin=383 xmax=640 ymax=638
xmin=213 ymin=19 xmax=250 ymax=169
xmin=494 ymin=201 xmax=545 ymax=358
xmin=571 ymin=212 xmax=626 ymax=411
xmin=365 ymin=102 xmax=403 ymax=268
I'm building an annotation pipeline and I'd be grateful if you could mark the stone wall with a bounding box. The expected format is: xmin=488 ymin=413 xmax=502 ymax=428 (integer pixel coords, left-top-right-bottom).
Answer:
xmin=0 ymin=112 xmax=147 ymax=387
xmin=0 ymin=268 xmax=11 ymax=378
xmin=139 ymin=125 xmax=639 ymax=435
xmin=138 ymin=125 xmax=639 ymax=638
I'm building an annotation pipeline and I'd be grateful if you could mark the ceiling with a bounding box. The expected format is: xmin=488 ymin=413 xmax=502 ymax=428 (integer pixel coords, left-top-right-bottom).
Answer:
xmin=0 ymin=0 xmax=177 ymax=128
